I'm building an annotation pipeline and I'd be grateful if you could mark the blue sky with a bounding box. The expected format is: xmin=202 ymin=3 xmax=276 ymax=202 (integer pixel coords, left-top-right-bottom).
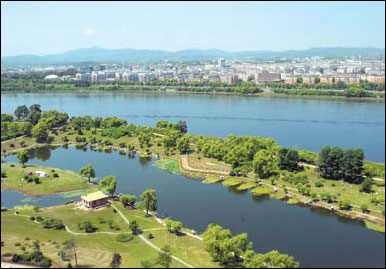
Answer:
xmin=1 ymin=1 xmax=385 ymax=56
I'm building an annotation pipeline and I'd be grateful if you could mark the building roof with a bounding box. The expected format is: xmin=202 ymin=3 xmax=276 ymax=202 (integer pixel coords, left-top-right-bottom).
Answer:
xmin=44 ymin=74 xmax=59 ymax=80
xmin=81 ymin=191 xmax=108 ymax=202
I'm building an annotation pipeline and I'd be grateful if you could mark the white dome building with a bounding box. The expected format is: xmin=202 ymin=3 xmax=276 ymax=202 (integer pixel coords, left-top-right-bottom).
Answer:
xmin=44 ymin=74 xmax=59 ymax=80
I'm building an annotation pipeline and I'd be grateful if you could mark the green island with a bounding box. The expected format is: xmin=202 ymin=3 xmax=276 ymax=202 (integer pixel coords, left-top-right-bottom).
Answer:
xmin=1 ymin=103 xmax=385 ymax=267
xmin=1 ymin=163 xmax=95 ymax=196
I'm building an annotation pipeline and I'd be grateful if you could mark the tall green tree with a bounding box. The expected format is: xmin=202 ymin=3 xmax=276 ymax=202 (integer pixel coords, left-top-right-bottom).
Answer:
xmin=99 ymin=175 xmax=117 ymax=196
xmin=31 ymin=121 xmax=49 ymax=143
xmin=318 ymin=146 xmax=344 ymax=180
xmin=278 ymin=147 xmax=299 ymax=171
xmin=141 ymin=189 xmax=157 ymax=216
xmin=17 ymin=149 xmax=30 ymax=167
xmin=341 ymin=148 xmax=364 ymax=183
xmin=253 ymin=149 xmax=278 ymax=179
xmin=14 ymin=105 xmax=29 ymax=120
xmin=176 ymin=136 xmax=190 ymax=154
xmin=79 ymin=165 xmax=96 ymax=183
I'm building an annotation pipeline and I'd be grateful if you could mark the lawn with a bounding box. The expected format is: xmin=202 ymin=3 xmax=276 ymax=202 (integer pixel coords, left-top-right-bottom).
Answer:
xmin=1 ymin=163 xmax=93 ymax=195
xmin=1 ymin=203 xmax=219 ymax=268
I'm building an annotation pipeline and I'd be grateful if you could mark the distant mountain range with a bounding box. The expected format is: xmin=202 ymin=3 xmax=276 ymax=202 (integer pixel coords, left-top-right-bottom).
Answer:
xmin=2 ymin=47 xmax=385 ymax=66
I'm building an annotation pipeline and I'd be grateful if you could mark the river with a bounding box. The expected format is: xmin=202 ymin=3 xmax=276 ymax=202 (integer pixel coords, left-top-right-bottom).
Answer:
xmin=1 ymin=146 xmax=385 ymax=268
xmin=1 ymin=92 xmax=385 ymax=162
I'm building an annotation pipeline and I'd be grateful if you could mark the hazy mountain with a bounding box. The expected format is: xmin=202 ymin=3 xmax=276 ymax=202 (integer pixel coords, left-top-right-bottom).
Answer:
xmin=2 ymin=47 xmax=384 ymax=66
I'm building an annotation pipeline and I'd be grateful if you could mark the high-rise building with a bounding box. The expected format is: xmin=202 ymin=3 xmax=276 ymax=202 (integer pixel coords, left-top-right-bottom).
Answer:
xmin=218 ymin=58 xmax=226 ymax=68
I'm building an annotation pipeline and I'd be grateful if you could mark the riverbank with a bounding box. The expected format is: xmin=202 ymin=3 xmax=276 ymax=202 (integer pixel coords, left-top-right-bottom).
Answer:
xmin=1 ymin=163 xmax=95 ymax=196
xmin=2 ymin=89 xmax=385 ymax=102
xmin=1 ymin=202 xmax=219 ymax=268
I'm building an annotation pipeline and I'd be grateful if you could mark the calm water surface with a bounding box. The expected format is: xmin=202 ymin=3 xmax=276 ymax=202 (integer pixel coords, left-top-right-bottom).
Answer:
xmin=2 ymin=146 xmax=385 ymax=268
xmin=1 ymin=92 xmax=385 ymax=162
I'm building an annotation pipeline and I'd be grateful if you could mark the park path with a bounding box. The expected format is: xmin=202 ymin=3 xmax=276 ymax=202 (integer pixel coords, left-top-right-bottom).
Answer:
xmin=1 ymin=262 xmax=37 ymax=268
xmin=181 ymin=154 xmax=228 ymax=175
xmin=1 ymin=135 xmax=27 ymax=145
xmin=13 ymin=209 xmax=195 ymax=267
xmin=110 ymin=204 xmax=194 ymax=268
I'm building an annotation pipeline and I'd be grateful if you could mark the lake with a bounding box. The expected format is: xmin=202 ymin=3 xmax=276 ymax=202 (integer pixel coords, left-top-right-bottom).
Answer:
xmin=2 ymin=146 xmax=385 ymax=268
xmin=1 ymin=92 xmax=385 ymax=162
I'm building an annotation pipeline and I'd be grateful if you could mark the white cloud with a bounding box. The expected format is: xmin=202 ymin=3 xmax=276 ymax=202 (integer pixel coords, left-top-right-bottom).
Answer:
xmin=83 ymin=28 xmax=96 ymax=36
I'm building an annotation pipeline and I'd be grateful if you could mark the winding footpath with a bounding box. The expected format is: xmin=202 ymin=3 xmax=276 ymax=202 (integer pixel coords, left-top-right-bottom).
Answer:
xmin=110 ymin=204 xmax=194 ymax=268
xmin=13 ymin=208 xmax=195 ymax=268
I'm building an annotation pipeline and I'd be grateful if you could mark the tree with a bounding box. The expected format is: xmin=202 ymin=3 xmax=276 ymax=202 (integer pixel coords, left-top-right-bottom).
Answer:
xmin=341 ymin=148 xmax=364 ymax=183
xmin=314 ymin=76 xmax=321 ymax=84
xmin=138 ymin=133 xmax=151 ymax=148
xmin=361 ymin=178 xmax=373 ymax=193
xmin=176 ymin=136 xmax=190 ymax=154
xmin=278 ymin=147 xmax=299 ymax=171
xmin=165 ymin=219 xmax=183 ymax=234
xmin=157 ymin=245 xmax=172 ymax=268
xmin=243 ymin=250 xmax=299 ymax=268
xmin=110 ymin=253 xmax=122 ymax=268
xmin=31 ymin=121 xmax=49 ymax=143
xmin=17 ymin=150 xmax=30 ymax=167
xmin=253 ymin=149 xmax=278 ymax=179
xmin=202 ymin=223 xmax=252 ymax=265
xmin=26 ymin=110 xmax=41 ymax=125
xmin=141 ymin=189 xmax=157 ymax=216
xmin=318 ymin=146 xmax=343 ymax=180
xmin=63 ymin=239 xmax=78 ymax=268
xmin=175 ymin=121 xmax=188 ymax=133
xmin=79 ymin=165 xmax=96 ymax=183
xmin=99 ymin=175 xmax=117 ymax=196
xmin=296 ymin=76 xmax=303 ymax=84
xmin=129 ymin=220 xmax=139 ymax=234
xmin=120 ymin=195 xmax=136 ymax=207
xmin=14 ymin=105 xmax=29 ymax=120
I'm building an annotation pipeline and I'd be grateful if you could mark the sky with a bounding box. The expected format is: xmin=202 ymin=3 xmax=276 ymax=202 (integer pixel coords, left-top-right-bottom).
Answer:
xmin=1 ymin=1 xmax=385 ymax=56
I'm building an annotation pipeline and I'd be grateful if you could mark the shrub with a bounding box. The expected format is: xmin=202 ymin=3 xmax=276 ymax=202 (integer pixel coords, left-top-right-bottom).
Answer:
xmin=78 ymin=220 xmax=97 ymax=233
xmin=1 ymin=171 xmax=6 ymax=178
xmin=148 ymin=233 xmax=154 ymax=239
xmin=361 ymin=204 xmax=369 ymax=213
xmin=52 ymin=173 xmax=59 ymax=178
xmin=321 ymin=192 xmax=333 ymax=203
xmin=315 ymin=181 xmax=324 ymax=188
xmin=42 ymin=218 xmax=65 ymax=230
xmin=339 ymin=200 xmax=351 ymax=210
xmin=10 ymin=164 xmax=15 ymax=167
xmin=116 ymin=233 xmax=134 ymax=242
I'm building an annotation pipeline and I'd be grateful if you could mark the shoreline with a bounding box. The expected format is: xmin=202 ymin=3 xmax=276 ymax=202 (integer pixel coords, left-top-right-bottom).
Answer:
xmin=1 ymin=89 xmax=385 ymax=102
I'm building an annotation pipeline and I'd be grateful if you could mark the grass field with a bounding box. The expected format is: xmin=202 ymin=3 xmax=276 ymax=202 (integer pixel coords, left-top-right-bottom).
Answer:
xmin=1 ymin=163 xmax=93 ymax=196
xmin=1 ymin=202 xmax=219 ymax=268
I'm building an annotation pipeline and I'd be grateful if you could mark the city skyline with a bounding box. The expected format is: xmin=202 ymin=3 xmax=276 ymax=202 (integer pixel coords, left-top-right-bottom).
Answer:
xmin=1 ymin=1 xmax=385 ymax=56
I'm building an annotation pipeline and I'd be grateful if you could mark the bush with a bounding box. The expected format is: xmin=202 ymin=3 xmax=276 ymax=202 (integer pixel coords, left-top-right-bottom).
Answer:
xmin=78 ymin=220 xmax=97 ymax=233
xmin=10 ymin=164 xmax=15 ymax=167
xmin=42 ymin=218 xmax=65 ymax=230
xmin=52 ymin=173 xmax=59 ymax=178
xmin=116 ymin=233 xmax=134 ymax=242
xmin=361 ymin=204 xmax=369 ymax=213
xmin=1 ymin=171 xmax=6 ymax=178
xmin=339 ymin=200 xmax=351 ymax=210
xmin=315 ymin=181 xmax=324 ymax=188
xmin=321 ymin=192 xmax=333 ymax=203
xmin=148 ymin=233 xmax=154 ymax=239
